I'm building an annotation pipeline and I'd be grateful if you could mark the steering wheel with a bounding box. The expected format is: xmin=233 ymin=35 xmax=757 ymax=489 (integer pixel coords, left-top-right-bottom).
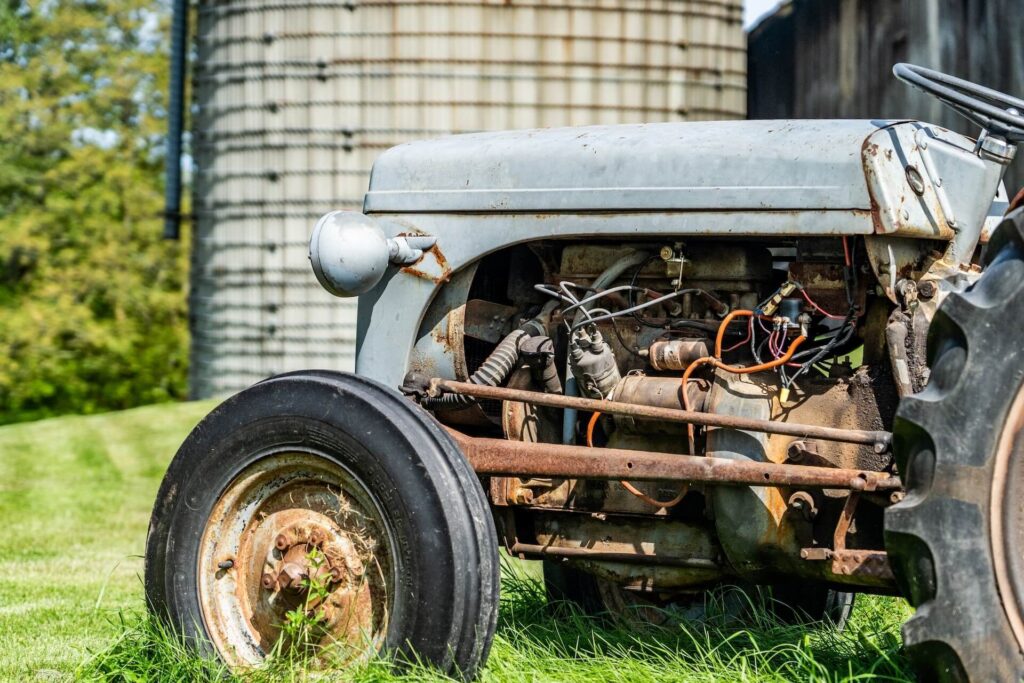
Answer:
xmin=893 ymin=63 xmax=1024 ymax=143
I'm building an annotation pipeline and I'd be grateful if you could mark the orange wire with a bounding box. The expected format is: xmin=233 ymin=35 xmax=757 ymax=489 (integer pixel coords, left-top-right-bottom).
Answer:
xmin=586 ymin=410 xmax=689 ymax=508
xmin=582 ymin=310 xmax=805 ymax=509
xmin=683 ymin=309 xmax=807 ymax=451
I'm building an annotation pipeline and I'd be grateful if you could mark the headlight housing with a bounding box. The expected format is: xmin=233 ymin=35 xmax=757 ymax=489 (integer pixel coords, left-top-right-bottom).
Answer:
xmin=308 ymin=211 xmax=390 ymax=297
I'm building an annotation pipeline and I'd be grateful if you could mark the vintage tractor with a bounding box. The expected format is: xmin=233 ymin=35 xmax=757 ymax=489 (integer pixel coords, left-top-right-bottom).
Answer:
xmin=146 ymin=64 xmax=1024 ymax=680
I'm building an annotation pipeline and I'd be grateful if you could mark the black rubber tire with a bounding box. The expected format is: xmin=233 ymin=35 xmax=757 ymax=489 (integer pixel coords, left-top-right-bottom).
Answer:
xmin=886 ymin=208 xmax=1024 ymax=682
xmin=145 ymin=370 xmax=500 ymax=680
xmin=542 ymin=561 xmax=604 ymax=616
xmin=543 ymin=562 xmax=854 ymax=628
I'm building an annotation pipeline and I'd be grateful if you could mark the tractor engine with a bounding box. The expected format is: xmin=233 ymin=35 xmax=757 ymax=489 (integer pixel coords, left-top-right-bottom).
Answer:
xmin=413 ymin=236 xmax=899 ymax=596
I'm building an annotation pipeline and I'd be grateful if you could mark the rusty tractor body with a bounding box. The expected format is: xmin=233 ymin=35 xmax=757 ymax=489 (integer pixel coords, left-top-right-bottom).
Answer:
xmin=148 ymin=64 xmax=1024 ymax=680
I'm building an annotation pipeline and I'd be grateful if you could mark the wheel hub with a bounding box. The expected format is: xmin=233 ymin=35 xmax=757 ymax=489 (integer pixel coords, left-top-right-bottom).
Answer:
xmin=197 ymin=453 xmax=393 ymax=668
xmin=259 ymin=517 xmax=360 ymax=594
xmin=253 ymin=512 xmax=373 ymax=636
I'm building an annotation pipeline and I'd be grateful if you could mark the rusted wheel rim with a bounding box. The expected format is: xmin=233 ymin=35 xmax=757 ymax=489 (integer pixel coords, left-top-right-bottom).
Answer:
xmin=198 ymin=452 xmax=395 ymax=668
xmin=991 ymin=381 xmax=1024 ymax=652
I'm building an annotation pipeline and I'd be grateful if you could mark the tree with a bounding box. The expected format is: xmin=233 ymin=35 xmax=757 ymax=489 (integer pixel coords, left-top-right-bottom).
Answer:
xmin=0 ymin=0 xmax=188 ymax=423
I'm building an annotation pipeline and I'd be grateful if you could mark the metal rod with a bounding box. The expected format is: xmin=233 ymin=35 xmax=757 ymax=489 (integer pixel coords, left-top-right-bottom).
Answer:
xmin=446 ymin=430 xmax=902 ymax=491
xmin=433 ymin=379 xmax=892 ymax=449
xmin=508 ymin=542 xmax=721 ymax=569
xmin=163 ymin=0 xmax=189 ymax=240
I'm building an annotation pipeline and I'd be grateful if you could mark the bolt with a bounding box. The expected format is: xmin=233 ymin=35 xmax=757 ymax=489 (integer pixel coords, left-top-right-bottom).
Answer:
xmin=275 ymin=534 xmax=289 ymax=550
xmin=217 ymin=559 xmax=234 ymax=570
xmin=918 ymin=281 xmax=937 ymax=300
xmin=309 ymin=529 xmax=326 ymax=546
xmin=890 ymin=491 xmax=905 ymax=504
xmin=261 ymin=574 xmax=276 ymax=590
xmin=873 ymin=441 xmax=888 ymax=454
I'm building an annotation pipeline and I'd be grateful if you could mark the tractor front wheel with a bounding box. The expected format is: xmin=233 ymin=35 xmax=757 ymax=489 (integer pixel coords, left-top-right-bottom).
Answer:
xmin=145 ymin=371 xmax=499 ymax=679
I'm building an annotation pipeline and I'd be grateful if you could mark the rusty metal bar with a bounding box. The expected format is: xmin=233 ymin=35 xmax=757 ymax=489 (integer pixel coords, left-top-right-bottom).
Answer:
xmin=446 ymin=430 xmax=902 ymax=491
xmin=433 ymin=379 xmax=892 ymax=449
xmin=800 ymin=547 xmax=895 ymax=583
xmin=508 ymin=542 xmax=721 ymax=569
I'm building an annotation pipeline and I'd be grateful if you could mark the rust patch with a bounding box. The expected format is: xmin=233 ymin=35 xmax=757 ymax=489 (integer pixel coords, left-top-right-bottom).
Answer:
xmin=438 ymin=378 xmax=893 ymax=448
xmin=446 ymin=428 xmax=899 ymax=490
xmin=789 ymin=261 xmax=867 ymax=316
xmin=861 ymin=136 xmax=888 ymax=235
xmin=801 ymin=547 xmax=895 ymax=583
xmin=401 ymin=243 xmax=452 ymax=285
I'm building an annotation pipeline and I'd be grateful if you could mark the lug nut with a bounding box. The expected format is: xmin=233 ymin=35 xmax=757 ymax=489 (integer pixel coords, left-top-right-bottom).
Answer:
xmin=275 ymin=534 xmax=289 ymax=550
xmin=217 ymin=559 xmax=234 ymax=570
xmin=261 ymin=573 xmax=276 ymax=590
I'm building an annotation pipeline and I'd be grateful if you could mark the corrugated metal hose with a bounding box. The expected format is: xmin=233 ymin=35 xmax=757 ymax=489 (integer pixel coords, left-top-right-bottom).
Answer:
xmin=421 ymin=329 xmax=529 ymax=409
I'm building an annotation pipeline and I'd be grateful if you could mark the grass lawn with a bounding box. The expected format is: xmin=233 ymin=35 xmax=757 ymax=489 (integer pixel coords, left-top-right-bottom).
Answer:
xmin=0 ymin=401 xmax=914 ymax=682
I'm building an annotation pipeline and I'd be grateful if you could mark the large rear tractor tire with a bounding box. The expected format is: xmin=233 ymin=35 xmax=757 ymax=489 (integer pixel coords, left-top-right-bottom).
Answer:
xmin=887 ymin=208 xmax=1024 ymax=681
xmin=145 ymin=371 xmax=499 ymax=680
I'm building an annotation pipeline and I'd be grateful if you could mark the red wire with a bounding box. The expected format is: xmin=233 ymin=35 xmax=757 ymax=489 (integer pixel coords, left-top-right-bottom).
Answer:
xmin=769 ymin=329 xmax=781 ymax=358
xmin=799 ymin=289 xmax=846 ymax=320
xmin=841 ymin=236 xmax=852 ymax=267
xmin=722 ymin=317 xmax=753 ymax=353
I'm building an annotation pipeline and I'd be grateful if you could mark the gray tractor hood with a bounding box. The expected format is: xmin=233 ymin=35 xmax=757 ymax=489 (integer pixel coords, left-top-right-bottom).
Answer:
xmin=364 ymin=119 xmax=895 ymax=213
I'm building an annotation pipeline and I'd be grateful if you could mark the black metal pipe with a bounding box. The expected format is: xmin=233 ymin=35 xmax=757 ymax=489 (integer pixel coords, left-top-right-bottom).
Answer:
xmin=163 ymin=0 xmax=189 ymax=240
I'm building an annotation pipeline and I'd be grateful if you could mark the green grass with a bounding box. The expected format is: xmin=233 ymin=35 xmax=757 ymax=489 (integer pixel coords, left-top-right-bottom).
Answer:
xmin=0 ymin=401 xmax=914 ymax=682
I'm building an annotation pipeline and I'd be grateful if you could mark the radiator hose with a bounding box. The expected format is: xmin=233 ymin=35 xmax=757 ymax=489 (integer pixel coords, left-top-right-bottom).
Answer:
xmin=421 ymin=329 xmax=529 ymax=409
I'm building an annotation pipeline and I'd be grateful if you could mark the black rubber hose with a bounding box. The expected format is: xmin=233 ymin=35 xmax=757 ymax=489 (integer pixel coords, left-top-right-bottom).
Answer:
xmin=422 ymin=329 xmax=529 ymax=409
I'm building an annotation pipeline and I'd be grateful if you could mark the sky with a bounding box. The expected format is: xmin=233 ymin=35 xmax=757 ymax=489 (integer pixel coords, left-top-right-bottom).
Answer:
xmin=744 ymin=0 xmax=783 ymax=29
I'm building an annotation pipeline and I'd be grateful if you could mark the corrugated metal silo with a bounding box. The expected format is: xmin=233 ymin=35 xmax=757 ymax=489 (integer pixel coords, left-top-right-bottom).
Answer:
xmin=189 ymin=0 xmax=747 ymax=397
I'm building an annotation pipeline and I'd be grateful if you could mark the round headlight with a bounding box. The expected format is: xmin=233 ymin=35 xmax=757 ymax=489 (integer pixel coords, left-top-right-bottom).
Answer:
xmin=308 ymin=211 xmax=389 ymax=297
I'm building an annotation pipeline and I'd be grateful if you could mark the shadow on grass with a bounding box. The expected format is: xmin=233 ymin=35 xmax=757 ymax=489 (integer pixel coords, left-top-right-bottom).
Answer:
xmin=489 ymin=564 xmax=913 ymax=682
xmin=76 ymin=562 xmax=914 ymax=682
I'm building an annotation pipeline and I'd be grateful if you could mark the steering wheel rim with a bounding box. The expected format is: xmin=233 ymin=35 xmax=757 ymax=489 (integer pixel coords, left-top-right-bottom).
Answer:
xmin=894 ymin=63 xmax=1024 ymax=143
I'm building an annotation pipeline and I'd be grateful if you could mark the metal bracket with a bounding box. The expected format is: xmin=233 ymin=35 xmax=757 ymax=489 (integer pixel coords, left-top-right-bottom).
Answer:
xmin=387 ymin=235 xmax=437 ymax=265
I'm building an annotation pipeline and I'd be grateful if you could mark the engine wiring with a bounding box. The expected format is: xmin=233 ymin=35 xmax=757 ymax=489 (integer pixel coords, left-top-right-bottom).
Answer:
xmin=585 ymin=408 xmax=689 ymax=508
xmin=680 ymin=309 xmax=808 ymax=453
xmin=531 ymin=238 xmax=863 ymax=505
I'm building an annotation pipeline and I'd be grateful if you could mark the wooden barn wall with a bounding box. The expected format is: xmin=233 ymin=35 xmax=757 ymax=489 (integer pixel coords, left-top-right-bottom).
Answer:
xmin=748 ymin=0 xmax=1024 ymax=193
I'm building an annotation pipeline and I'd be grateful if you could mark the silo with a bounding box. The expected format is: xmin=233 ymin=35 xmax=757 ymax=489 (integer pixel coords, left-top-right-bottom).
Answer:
xmin=189 ymin=0 xmax=747 ymax=398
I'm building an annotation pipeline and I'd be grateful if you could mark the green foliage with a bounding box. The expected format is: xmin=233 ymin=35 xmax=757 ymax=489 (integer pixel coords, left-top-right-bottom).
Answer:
xmin=78 ymin=568 xmax=914 ymax=683
xmin=0 ymin=402 xmax=914 ymax=681
xmin=0 ymin=0 xmax=187 ymax=424
xmin=278 ymin=548 xmax=333 ymax=659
